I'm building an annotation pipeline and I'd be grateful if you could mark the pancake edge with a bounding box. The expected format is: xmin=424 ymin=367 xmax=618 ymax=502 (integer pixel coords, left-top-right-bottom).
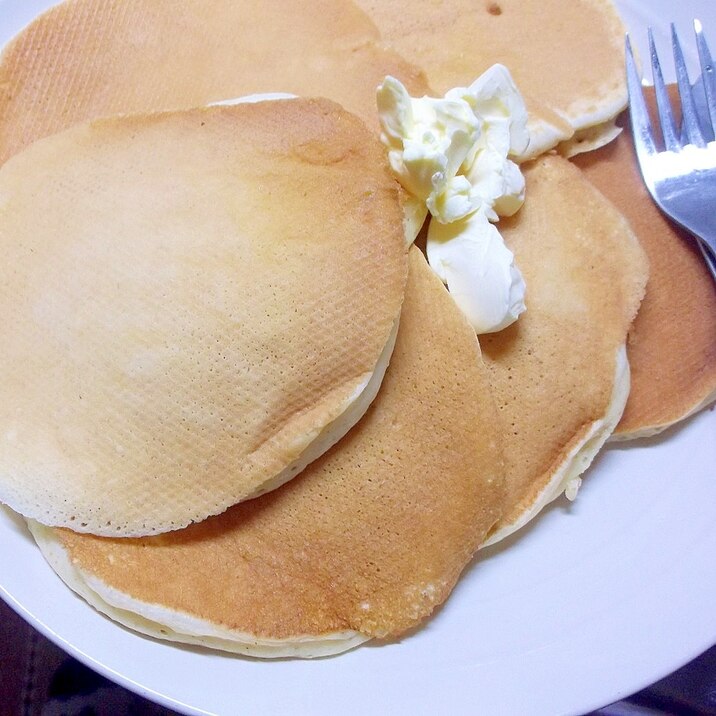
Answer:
xmin=28 ymin=519 xmax=369 ymax=658
xmin=557 ymin=119 xmax=623 ymax=158
xmin=245 ymin=314 xmax=400 ymax=501
xmin=482 ymin=344 xmax=630 ymax=547
xmin=610 ymin=386 xmax=716 ymax=441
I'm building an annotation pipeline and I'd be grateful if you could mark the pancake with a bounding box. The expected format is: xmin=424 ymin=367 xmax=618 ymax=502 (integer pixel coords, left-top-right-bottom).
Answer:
xmin=29 ymin=248 xmax=506 ymax=657
xmin=0 ymin=98 xmax=410 ymax=537
xmin=573 ymin=87 xmax=716 ymax=439
xmin=480 ymin=155 xmax=648 ymax=545
xmin=0 ymin=0 xmax=430 ymax=166
xmin=353 ymin=0 xmax=626 ymax=159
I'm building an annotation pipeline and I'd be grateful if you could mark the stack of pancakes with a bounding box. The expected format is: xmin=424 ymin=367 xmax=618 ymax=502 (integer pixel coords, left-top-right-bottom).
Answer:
xmin=0 ymin=0 xmax=713 ymax=657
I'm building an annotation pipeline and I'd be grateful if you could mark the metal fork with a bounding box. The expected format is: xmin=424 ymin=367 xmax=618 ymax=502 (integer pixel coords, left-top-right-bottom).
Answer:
xmin=626 ymin=20 xmax=716 ymax=282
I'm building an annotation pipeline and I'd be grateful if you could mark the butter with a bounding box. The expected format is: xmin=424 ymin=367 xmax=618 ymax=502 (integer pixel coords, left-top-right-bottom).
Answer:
xmin=377 ymin=76 xmax=481 ymax=224
xmin=445 ymin=64 xmax=529 ymax=222
xmin=427 ymin=210 xmax=526 ymax=334
xmin=377 ymin=65 xmax=529 ymax=334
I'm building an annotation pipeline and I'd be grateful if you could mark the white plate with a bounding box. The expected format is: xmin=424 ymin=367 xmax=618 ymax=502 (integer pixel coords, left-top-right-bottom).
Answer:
xmin=1 ymin=2 xmax=715 ymax=714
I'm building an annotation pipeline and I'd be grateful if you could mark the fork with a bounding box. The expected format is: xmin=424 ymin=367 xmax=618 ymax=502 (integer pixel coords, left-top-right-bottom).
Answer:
xmin=626 ymin=20 xmax=716 ymax=282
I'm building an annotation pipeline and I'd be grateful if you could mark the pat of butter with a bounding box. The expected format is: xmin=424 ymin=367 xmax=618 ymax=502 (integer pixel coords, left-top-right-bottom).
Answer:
xmin=427 ymin=210 xmax=526 ymax=334
xmin=378 ymin=78 xmax=482 ymax=223
xmin=377 ymin=65 xmax=529 ymax=334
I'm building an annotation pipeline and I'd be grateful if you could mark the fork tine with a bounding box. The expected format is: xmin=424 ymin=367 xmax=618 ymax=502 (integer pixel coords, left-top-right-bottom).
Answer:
xmin=672 ymin=23 xmax=707 ymax=147
xmin=649 ymin=28 xmax=680 ymax=151
xmin=690 ymin=75 xmax=715 ymax=142
xmin=625 ymin=35 xmax=657 ymax=159
xmin=694 ymin=19 xmax=716 ymax=138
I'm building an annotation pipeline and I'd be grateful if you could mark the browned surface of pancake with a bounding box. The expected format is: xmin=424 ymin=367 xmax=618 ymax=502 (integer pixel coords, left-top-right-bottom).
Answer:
xmin=480 ymin=155 xmax=648 ymax=537
xmin=52 ymin=248 xmax=505 ymax=642
xmin=354 ymin=0 xmax=625 ymax=155
xmin=0 ymin=99 xmax=408 ymax=536
xmin=0 ymin=0 xmax=430 ymax=165
xmin=574 ymin=86 xmax=716 ymax=437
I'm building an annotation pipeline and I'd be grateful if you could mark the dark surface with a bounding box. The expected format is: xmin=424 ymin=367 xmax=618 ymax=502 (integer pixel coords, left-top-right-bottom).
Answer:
xmin=0 ymin=598 xmax=176 ymax=716
xmin=1 ymin=598 xmax=715 ymax=715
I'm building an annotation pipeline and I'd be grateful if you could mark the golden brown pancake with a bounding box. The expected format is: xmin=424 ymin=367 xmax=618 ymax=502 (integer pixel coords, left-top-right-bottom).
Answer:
xmin=0 ymin=0 xmax=430 ymax=165
xmin=0 ymin=98 xmax=409 ymax=536
xmin=29 ymin=248 xmax=506 ymax=657
xmin=574 ymin=87 xmax=716 ymax=438
xmin=353 ymin=0 xmax=626 ymax=159
xmin=480 ymin=155 xmax=648 ymax=545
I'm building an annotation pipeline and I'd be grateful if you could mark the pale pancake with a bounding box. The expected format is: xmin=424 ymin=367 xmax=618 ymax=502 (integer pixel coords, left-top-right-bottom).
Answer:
xmin=0 ymin=99 xmax=409 ymax=536
xmin=354 ymin=0 xmax=626 ymax=159
xmin=0 ymin=0 xmax=430 ymax=166
xmin=480 ymin=155 xmax=648 ymax=545
xmin=29 ymin=248 xmax=506 ymax=657
xmin=574 ymin=87 xmax=716 ymax=438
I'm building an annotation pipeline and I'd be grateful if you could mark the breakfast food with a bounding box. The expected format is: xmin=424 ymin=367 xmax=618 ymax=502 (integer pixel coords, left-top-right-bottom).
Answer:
xmin=0 ymin=0 xmax=711 ymax=674
xmin=0 ymin=98 xmax=412 ymax=536
xmin=353 ymin=0 xmax=626 ymax=159
xmin=573 ymin=89 xmax=716 ymax=438
xmin=480 ymin=155 xmax=648 ymax=545
xmin=28 ymin=248 xmax=506 ymax=657
xmin=372 ymin=72 xmax=650 ymax=545
xmin=3 ymin=0 xmax=705 ymax=439
xmin=0 ymin=0 xmax=430 ymax=165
